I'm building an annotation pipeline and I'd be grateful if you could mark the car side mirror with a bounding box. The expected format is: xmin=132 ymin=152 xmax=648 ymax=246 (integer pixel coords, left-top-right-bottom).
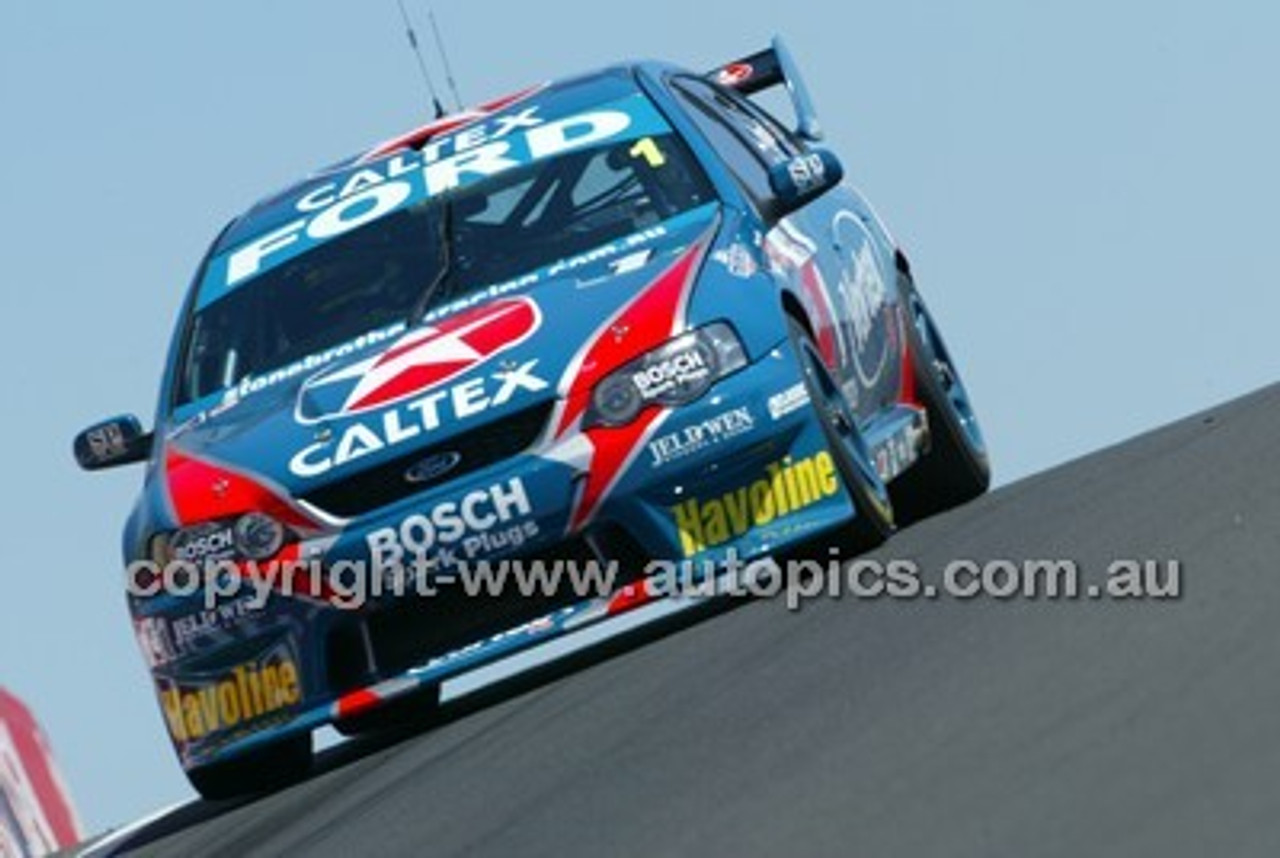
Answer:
xmin=768 ymin=149 xmax=844 ymax=216
xmin=73 ymin=415 xmax=153 ymax=471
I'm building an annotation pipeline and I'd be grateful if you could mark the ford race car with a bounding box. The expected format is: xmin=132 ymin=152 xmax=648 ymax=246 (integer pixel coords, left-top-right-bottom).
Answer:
xmin=75 ymin=38 xmax=989 ymax=799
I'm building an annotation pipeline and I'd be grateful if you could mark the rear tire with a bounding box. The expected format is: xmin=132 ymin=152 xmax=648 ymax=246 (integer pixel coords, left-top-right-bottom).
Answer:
xmin=890 ymin=281 xmax=990 ymax=524
xmin=788 ymin=319 xmax=894 ymax=557
xmin=186 ymin=733 xmax=313 ymax=801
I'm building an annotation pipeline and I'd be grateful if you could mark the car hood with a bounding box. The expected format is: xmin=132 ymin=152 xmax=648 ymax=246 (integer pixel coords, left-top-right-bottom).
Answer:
xmin=162 ymin=205 xmax=722 ymax=502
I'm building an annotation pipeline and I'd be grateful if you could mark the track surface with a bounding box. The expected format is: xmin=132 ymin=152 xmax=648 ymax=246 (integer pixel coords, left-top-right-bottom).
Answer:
xmin=113 ymin=386 xmax=1280 ymax=856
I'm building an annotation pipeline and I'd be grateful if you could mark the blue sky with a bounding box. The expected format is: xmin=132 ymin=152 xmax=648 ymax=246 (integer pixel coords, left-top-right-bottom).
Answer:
xmin=3 ymin=0 xmax=1277 ymax=833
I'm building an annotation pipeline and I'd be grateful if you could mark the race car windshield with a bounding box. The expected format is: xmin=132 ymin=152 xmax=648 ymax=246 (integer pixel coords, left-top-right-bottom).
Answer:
xmin=173 ymin=123 xmax=714 ymax=410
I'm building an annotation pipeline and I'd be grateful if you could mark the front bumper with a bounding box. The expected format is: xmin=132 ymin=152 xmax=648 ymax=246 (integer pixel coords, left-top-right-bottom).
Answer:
xmin=131 ymin=337 xmax=858 ymax=770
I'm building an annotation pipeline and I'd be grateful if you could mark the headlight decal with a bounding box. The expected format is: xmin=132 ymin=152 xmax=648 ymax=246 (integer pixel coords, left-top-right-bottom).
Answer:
xmin=154 ymin=447 xmax=342 ymax=605
xmin=584 ymin=323 xmax=747 ymax=428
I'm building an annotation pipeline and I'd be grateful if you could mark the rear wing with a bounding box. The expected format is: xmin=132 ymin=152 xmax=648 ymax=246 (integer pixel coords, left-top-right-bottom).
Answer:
xmin=706 ymin=36 xmax=823 ymax=141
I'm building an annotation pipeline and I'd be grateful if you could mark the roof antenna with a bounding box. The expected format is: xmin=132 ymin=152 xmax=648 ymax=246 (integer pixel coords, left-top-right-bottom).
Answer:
xmin=395 ymin=0 xmax=447 ymax=119
xmin=428 ymin=10 xmax=464 ymax=111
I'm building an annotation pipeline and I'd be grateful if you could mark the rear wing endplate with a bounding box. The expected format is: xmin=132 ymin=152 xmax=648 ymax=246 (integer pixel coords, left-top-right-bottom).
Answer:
xmin=706 ymin=36 xmax=823 ymax=141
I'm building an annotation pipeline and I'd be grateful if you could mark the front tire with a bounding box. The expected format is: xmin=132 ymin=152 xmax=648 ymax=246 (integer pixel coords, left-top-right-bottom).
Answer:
xmin=186 ymin=733 xmax=313 ymax=801
xmin=788 ymin=318 xmax=894 ymax=555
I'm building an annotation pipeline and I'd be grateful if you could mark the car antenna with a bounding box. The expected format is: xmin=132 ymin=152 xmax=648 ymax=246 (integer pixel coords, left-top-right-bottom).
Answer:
xmin=428 ymin=10 xmax=464 ymax=111
xmin=395 ymin=0 xmax=447 ymax=119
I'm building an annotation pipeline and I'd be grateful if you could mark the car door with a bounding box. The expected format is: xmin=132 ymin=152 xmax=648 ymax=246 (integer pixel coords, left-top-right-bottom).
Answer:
xmin=668 ymin=76 xmax=901 ymax=420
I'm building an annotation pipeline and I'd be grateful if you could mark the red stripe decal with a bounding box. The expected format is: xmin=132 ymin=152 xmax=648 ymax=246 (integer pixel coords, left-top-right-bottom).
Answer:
xmin=606 ymin=579 xmax=656 ymax=616
xmin=556 ymin=241 xmax=708 ymax=530
xmin=556 ymin=245 xmax=703 ymax=438
xmin=897 ymin=309 xmax=920 ymax=408
xmin=362 ymin=84 xmax=547 ymax=161
xmin=569 ymin=409 xmax=666 ymax=532
xmin=165 ymin=449 xmax=322 ymax=533
xmin=335 ymin=689 xmax=382 ymax=720
xmin=798 ymin=261 xmax=839 ymax=368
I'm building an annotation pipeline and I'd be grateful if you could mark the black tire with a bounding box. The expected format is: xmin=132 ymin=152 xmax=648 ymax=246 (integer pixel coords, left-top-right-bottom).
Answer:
xmin=788 ymin=318 xmax=895 ymax=557
xmin=333 ymin=686 xmax=441 ymax=737
xmin=890 ymin=280 xmax=990 ymax=524
xmin=186 ymin=733 xmax=313 ymax=801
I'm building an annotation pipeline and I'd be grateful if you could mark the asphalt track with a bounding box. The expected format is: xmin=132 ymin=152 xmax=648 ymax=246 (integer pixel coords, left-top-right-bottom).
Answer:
xmin=101 ymin=384 xmax=1280 ymax=856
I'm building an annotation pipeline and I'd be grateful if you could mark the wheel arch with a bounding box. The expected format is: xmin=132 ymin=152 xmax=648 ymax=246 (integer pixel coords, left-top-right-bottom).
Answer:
xmin=780 ymin=289 xmax=816 ymax=343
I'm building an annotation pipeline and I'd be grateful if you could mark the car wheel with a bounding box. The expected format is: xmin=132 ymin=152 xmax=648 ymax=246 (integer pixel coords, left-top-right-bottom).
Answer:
xmin=333 ymin=686 xmax=441 ymax=737
xmin=890 ymin=281 xmax=991 ymax=524
xmin=186 ymin=733 xmax=313 ymax=801
xmin=788 ymin=318 xmax=895 ymax=556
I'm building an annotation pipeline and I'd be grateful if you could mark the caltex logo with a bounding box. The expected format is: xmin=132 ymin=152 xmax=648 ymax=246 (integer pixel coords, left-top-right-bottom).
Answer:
xmin=297 ymin=297 xmax=542 ymax=422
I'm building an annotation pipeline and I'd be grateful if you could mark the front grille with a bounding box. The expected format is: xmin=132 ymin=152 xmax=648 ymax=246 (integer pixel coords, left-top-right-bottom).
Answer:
xmin=322 ymin=532 xmax=655 ymax=692
xmin=584 ymin=522 xmax=654 ymax=571
xmin=324 ymin=536 xmax=598 ymax=685
xmin=301 ymin=401 xmax=554 ymax=518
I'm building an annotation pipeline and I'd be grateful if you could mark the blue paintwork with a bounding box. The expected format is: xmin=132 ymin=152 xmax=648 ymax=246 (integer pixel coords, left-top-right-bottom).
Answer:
xmin=114 ymin=54 xmax=954 ymax=775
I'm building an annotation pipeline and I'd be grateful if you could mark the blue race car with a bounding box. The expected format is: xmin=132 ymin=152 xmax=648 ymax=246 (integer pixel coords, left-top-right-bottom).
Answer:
xmin=75 ymin=38 xmax=989 ymax=799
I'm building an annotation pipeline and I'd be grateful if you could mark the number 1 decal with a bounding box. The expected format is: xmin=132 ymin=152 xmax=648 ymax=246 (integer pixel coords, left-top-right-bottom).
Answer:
xmin=629 ymin=137 xmax=667 ymax=169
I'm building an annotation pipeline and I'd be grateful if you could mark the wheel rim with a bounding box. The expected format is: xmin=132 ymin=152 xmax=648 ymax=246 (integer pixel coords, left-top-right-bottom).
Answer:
xmin=910 ymin=296 xmax=987 ymax=457
xmin=799 ymin=340 xmax=893 ymax=524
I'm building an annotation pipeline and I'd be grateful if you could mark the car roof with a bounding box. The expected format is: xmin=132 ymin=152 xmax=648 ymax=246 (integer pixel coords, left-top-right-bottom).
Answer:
xmin=213 ymin=62 xmax=671 ymax=257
